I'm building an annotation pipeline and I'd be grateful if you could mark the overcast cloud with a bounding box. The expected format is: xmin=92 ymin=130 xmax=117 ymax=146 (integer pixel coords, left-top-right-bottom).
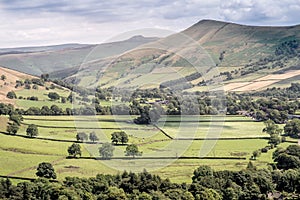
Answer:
xmin=0 ymin=0 xmax=299 ymax=47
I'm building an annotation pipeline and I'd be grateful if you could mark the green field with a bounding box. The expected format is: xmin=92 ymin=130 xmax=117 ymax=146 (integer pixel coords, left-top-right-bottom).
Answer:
xmin=0 ymin=115 xmax=292 ymax=183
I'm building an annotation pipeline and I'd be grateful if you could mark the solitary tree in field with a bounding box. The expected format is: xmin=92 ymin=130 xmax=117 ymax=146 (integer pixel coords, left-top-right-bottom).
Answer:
xmin=252 ymin=150 xmax=261 ymax=160
xmin=6 ymin=91 xmax=17 ymax=99
xmin=76 ymin=132 xmax=88 ymax=142
xmin=99 ymin=142 xmax=115 ymax=159
xmin=67 ymin=143 xmax=82 ymax=157
xmin=125 ymin=144 xmax=142 ymax=158
xmin=6 ymin=122 xmax=19 ymax=135
xmin=48 ymin=92 xmax=60 ymax=101
xmin=61 ymin=97 xmax=66 ymax=103
xmin=26 ymin=124 xmax=38 ymax=138
xmin=36 ymin=162 xmax=56 ymax=179
xmin=89 ymin=131 xmax=99 ymax=143
xmin=0 ymin=74 xmax=6 ymax=81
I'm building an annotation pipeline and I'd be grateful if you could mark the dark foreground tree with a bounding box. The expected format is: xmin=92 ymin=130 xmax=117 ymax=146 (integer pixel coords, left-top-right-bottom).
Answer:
xmin=125 ymin=144 xmax=142 ymax=158
xmin=99 ymin=142 xmax=115 ymax=159
xmin=26 ymin=124 xmax=38 ymax=138
xmin=36 ymin=162 xmax=56 ymax=179
xmin=67 ymin=143 xmax=82 ymax=157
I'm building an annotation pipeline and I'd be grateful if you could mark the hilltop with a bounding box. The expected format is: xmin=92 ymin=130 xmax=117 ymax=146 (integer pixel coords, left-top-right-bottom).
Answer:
xmin=63 ymin=19 xmax=300 ymax=91
xmin=0 ymin=36 xmax=159 ymax=76
xmin=0 ymin=20 xmax=300 ymax=92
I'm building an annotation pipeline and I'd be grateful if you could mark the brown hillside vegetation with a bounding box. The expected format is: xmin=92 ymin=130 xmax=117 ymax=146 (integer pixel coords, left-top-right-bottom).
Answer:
xmin=0 ymin=66 xmax=35 ymax=104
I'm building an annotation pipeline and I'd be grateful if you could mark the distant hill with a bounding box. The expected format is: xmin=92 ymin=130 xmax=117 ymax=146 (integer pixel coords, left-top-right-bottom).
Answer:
xmin=0 ymin=43 xmax=91 ymax=54
xmin=0 ymin=36 xmax=159 ymax=76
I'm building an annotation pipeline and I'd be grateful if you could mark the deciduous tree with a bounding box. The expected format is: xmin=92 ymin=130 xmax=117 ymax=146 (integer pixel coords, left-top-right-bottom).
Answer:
xmin=67 ymin=143 xmax=81 ymax=157
xmin=125 ymin=144 xmax=142 ymax=158
xmin=36 ymin=162 xmax=56 ymax=179
xmin=26 ymin=124 xmax=38 ymax=138
xmin=99 ymin=142 xmax=114 ymax=159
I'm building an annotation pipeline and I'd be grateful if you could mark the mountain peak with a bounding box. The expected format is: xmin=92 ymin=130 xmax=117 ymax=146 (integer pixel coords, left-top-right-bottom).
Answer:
xmin=128 ymin=35 xmax=147 ymax=41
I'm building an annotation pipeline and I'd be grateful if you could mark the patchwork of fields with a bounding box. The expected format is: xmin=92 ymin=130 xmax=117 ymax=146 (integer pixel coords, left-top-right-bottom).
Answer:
xmin=0 ymin=115 xmax=293 ymax=183
xmin=223 ymin=70 xmax=300 ymax=92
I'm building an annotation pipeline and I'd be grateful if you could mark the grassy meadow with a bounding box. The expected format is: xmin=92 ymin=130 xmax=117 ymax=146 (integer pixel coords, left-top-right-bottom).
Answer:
xmin=0 ymin=114 xmax=292 ymax=183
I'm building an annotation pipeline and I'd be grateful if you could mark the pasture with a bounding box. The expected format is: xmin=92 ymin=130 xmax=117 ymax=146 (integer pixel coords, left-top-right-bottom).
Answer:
xmin=0 ymin=115 xmax=291 ymax=183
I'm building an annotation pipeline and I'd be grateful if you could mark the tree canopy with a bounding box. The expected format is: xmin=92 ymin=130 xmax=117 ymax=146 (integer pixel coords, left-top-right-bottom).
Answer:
xmin=67 ymin=143 xmax=82 ymax=157
xmin=26 ymin=124 xmax=38 ymax=138
xmin=36 ymin=162 xmax=56 ymax=179
xmin=99 ymin=143 xmax=115 ymax=159
xmin=125 ymin=144 xmax=142 ymax=158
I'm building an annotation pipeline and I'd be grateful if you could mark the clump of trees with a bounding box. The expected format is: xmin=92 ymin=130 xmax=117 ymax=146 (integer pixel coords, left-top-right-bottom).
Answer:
xmin=284 ymin=118 xmax=300 ymax=138
xmin=262 ymin=120 xmax=282 ymax=146
xmin=273 ymin=145 xmax=300 ymax=170
xmin=75 ymin=132 xmax=99 ymax=143
xmin=6 ymin=122 xmax=19 ymax=135
xmin=111 ymin=131 xmax=128 ymax=145
xmin=6 ymin=113 xmax=22 ymax=135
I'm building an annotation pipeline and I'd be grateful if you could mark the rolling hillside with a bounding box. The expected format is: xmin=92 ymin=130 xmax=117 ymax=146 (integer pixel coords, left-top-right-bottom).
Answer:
xmin=0 ymin=66 xmax=72 ymax=109
xmin=1 ymin=20 xmax=300 ymax=91
xmin=0 ymin=66 xmax=35 ymax=104
xmin=0 ymin=36 xmax=158 ymax=76
xmin=62 ymin=19 xmax=300 ymax=91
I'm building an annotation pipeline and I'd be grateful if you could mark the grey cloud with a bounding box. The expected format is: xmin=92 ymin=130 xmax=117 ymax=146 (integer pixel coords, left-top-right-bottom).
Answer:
xmin=220 ymin=0 xmax=300 ymax=25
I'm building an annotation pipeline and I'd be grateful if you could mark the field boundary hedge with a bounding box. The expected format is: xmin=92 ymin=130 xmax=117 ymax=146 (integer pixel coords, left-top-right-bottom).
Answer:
xmin=0 ymin=131 xmax=102 ymax=144
xmin=177 ymin=137 xmax=269 ymax=140
xmin=153 ymin=124 xmax=173 ymax=139
xmin=0 ymin=175 xmax=58 ymax=182
xmin=67 ymin=156 xmax=247 ymax=160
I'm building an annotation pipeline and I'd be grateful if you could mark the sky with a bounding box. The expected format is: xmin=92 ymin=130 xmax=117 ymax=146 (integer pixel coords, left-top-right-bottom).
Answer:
xmin=1 ymin=0 xmax=300 ymax=48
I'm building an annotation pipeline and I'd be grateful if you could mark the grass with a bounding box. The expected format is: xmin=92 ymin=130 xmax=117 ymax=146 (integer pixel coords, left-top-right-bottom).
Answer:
xmin=157 ymin=115 xmax=267 ymax=138
xmin=16 ymin=99 xmax=73 ymax=109
xmin=14 ymin=86 xmax=72 ymax=109
xmin=0 ymin=115 xmax=292 ymax=183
